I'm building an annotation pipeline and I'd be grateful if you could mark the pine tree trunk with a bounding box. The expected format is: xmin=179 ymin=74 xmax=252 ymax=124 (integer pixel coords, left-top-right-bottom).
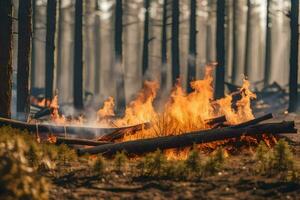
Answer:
xmin=244 ymin=0 xmax=251 ymax=77
xmin=161 ymin=0 xmax=168 ymax=90
xmin=45 ymin=0 xmax=57 ymax=101
xmin=231 ymin=0 xmax=238 ymax=83
xmin=288 ymin=0 xmax=299 ymax=112
xmin=171 ymin=0 xmax=180 ymax=85
xmin=31 ymin=0 xmax=36 ymax=88
xmin=73 ymin=0 xmax=84 ymax=109
xmin=114 ymin=0 xmax=126 ymax=111
xmin=187 ymin=0 xmax=197 ymax=92
xmin=264 ymin=0 xmax=272 ymax=86
xmin=56 ymin=0 xmax=63 ymax=95
xmin=215 ymin=0 xmax=225 ymax=99
xmin=142 ymin=0 xmax=150 ymax=78
xmin=0 ymin=0 xmax=13 ymax=118
xmin=94 ymin=0 xmax=101 ymax=95
xmin=17 ymin=0 xmax=32 ymax=118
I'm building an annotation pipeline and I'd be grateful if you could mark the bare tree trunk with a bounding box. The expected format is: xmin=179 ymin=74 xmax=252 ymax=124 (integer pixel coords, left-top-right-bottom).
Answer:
xmin=264 ymin=0 xmax=272 ymax=86
xmin=171 ymin=0 xmax=180 ymax=85
xmin=231 ymin=0 xmax=238 ymax=83
xmin=45 ymin=0 xmax=57 ymax=101
xmin=17 ymin=0 xmax=32 ymax=118
xmin=215 ymin=0 xmax=225 ymax=99
xmin=56 ymin=0 xmax=63 ymax=95
xmin=0 ymin=0 xmax=13 ymax=118
xmin=94 ymin=0 xmax=101 ymax=95
xmin=73 ymin=0 xmax=84 ymax=109
xmin=187 ymin=0 xmax=197 ymax=92
xmin=114 ymin=0 xmax=126 ymax=111
xmin=244 ymin=0 xmax=251 ymax=77
xmin=288 ymin=0 xmax=299 ymax=112
xmin=142 ymin=0 xmax=150 ymax=79
xmin=31 ymin=0 xmax=36 ymax=88
xmin=161 ymin=0 xmax=168 ymax=90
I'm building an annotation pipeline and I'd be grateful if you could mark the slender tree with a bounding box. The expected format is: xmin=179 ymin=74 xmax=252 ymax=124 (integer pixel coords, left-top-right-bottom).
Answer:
xmin=56 ymin=0 xmax=63 ymax=93
xmin=31 ymin=0 xmax=36 ymax=87
xmin=171 ymin=0 xmax=180 ymax=85
xmin=45 ymin=0 xmax=57 ymax=101
xmin=161 ymin=0 xmax=168 ymax=90
xmin=73 ymin=0 xmax=84 ymax=109
xmin=215 ymin=0 xmax=225 ymax=99
xmin=0 ymin=0 xmax=13 ymax=118
xmin=187 ymin=0 xmax=197 ymax=92
xmin=115 ymin=0 xmax=126 ymax=111
xmin=94 ymin=0 xmax=101 ymax=94
xmin=244 ymin=0 xmax=252 ymax=77
xmin=288 ymin=0 xmax=299 ymax=112
xmin=231 ymin=0 xmax=238 ymax=83
xmin=17 ymin=0 xmax=32 ymax=118
xmin=142 ymin=0 xmax=150 ymax=78
xmin=264 ymin=0 xmax=272 ymax=86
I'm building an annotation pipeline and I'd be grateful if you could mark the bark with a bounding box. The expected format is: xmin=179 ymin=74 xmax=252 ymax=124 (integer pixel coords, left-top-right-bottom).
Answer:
xmin=171 ymin=0 xmax=180 ymax=85
xmin=45 ymin=0 xmax=57 ymax=101
xmin=56 ymin=137 xmax=112 ymax=146
xmin=0 ymin=0 xmax=13 ymax=118
xmin=187 ymin=0 xmax=197 ymax=93
xmin=78 ymin=121 xmax=297 ymax=156
xmin=114 ymin=0 xmax=126 ymax=111
xmin=94 ymin=0 xmax=101 ymax=94
xmin=31 ymin=0 xmax=36 ymax=87
xmin=161 ymin=0 xmax=168 ymax=90
xmin=73 ymin=0 xmax=84 ymax=109
xmin=0 ymin=117 xmax=149 ymax=138
xmin=231 ymin=0 xmax=238 ymax=84
xmin=230 ymin=113 xmax=273 ymax=129
xmin=244 ymin=0 xmax=251 ymax=77
xmin=288 ymin=0 xmax=299 ymax=112
xmin=142 ymin=0 xmax=150 ymax=78
xmin=215 ymin=0 xmax=225 ymax=99
xmin=264 ymin=0 xmax=272 ymax=86
xmin=17 ymin=0 xmax=32 ymax=117
xmin=56 ymin=0 xmax=63 ymax=94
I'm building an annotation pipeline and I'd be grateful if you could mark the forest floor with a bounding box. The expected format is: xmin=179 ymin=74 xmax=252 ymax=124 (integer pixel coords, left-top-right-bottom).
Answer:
xmin=48 ymin=114 xmax=300 ymax=200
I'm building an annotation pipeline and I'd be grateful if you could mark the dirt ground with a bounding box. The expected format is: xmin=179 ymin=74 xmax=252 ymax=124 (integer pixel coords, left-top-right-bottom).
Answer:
xmin=49 ymin=114 xmax=300 ymax=200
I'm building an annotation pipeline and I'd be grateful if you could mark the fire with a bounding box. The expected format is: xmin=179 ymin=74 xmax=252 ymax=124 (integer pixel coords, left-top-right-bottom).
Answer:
xmin=97 ymin=96 xmax=115 ymax=122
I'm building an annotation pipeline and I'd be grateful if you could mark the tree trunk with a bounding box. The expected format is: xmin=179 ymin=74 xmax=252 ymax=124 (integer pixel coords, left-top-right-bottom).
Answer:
xmin=114 ymin=0 xmax=126 ymax=111
xmin=215 ymin=0 xmax=225 ymax=99
xmin=73 ymin=0 xmax=84 ymax=109
xmin=264 ymin=0 xmax=272 ymax=86
xmin=78 ymin=121 xmax=297 ymax=156
xmin=161 ymin=0 xmax=168 ymax=90
xmin=171 ymin=0 xmax=180 ymax=85
xmin=0 ymin=0 xmax=13 ymax=118
xmin=17 ymin=0 xmax=32 ymax=119
xmin=231 ymin=0 xmax=238 ymax=83
xmin=244 ymin=0 xmax=251 ymax=77
xmin=187 ymin=0 xmax=197 ymax=92
xmin=45 ymin=0 xmax=57 ymax=101
xmin=142 ymin=0 xmax=150 ymax=79
xmin=288 ymin=0 xmax=299 ymax=112
xmin=94 ymin=0 xmax=101 ymax=95
xmin=56 ymin=0 xmax=63 ymax=96
xmin=31 ymin=0 xmax=36 ymax=88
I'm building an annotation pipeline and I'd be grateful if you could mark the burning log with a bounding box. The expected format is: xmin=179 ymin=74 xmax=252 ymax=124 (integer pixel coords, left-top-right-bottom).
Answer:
xmin=205 ymin=115 xmax=227 ymax=127
xmin=78 ymin=121 xmax=297 ymax=156
xmin=56 ymin=137 xmax=112 ymax=146
xmin=33 ymin=107 xmax=53 ymax=119
xmin=231 ymin=113 xmax=273 ymax=128
xmin=0 ymin=117 xmax=149 ymax=138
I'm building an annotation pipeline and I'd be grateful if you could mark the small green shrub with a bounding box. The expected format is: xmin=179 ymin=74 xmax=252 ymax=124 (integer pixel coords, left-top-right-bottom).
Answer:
xmin=202 ymin=147 xmax=226 ymax=176
xmin=57 ymin=144 xmax=78 ymax=164
xmin=114 ymin=151 xmax=127 ymax=172
xmin=255 ymin=141 xmax=271 ymax=173
xmin=184 ymin=146 xmax=202 ymax=178
xmin=93 ymin=155 xmax=105 ymax=176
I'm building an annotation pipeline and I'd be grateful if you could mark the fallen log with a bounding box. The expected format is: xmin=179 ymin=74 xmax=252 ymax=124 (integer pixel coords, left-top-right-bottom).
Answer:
xmin=231 ymin=113 xmax=273 ymax=128
xmin=33 ymin=107 xmax=53 ymax=119
xmin=56 ymin=137 xmax=112 ymax=146
xmin=205 ymin=115 xmax=227 ymax=127
xmin=0 ymin=117 xmax=149 ymax=138
xmin=78 ymin=121 xmax=297 ymax=156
